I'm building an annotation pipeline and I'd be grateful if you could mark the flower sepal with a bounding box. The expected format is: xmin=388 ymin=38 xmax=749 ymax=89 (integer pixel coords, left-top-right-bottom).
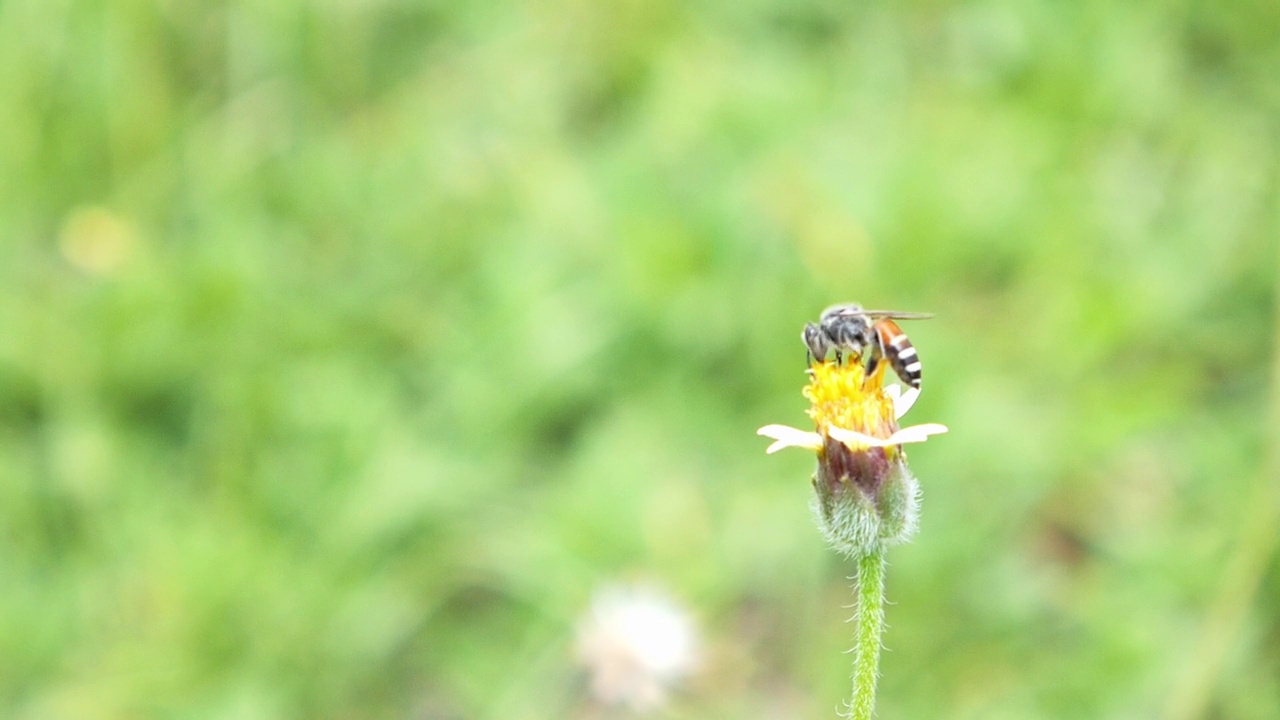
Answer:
xmin=811 ymin=446 xmax=922 ymax=558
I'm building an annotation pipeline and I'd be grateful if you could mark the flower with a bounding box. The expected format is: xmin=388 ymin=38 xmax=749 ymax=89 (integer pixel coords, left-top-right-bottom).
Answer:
xmin=757 ymin=360 xmax=947 ymax=555
xmin=574 ymin=583 xmax=701 ymax=713
xmin=758 ymin=362 xmax=947 ymax=456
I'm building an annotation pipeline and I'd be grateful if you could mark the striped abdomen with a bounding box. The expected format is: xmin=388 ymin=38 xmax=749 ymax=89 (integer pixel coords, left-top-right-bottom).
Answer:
xmin=873 ymin=319 xmax=922 ymax=389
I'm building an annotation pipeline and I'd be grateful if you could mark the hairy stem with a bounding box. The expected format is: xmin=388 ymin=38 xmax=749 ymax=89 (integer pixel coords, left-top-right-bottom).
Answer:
xmin=849 ymin=549 xmax=886 ymax=720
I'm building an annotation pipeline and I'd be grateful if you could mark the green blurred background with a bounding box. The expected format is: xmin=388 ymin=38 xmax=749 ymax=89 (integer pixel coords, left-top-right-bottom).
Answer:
xmin=2 ymin=1 xmax=1278 ymax=718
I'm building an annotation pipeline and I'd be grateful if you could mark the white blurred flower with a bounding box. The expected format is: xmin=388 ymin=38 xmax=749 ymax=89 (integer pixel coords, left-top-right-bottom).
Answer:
xmin=575 ymin=584 xmax=700 ymax=713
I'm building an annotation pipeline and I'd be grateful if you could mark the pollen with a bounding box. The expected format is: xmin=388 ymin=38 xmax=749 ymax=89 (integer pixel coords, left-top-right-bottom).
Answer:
xmin=804 ymin=360 xmax=898 ymax=443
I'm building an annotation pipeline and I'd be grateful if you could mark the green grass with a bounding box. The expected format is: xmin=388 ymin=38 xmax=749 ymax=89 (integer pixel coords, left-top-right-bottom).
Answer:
xmin=1 ymin=1 xmax=1278 ymax=718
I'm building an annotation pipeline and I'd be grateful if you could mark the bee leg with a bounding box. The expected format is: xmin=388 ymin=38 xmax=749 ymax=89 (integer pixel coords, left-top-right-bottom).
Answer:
xmin=865 ymin=340 xmax=887 ymax=384
xmin=865 ymin=354 xmax=882 ymax=378
xmin=834 ymin=349 xmax=843 ymax=365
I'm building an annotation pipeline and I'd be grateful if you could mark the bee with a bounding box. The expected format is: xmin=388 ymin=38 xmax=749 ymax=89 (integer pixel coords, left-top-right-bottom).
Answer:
xmin=802 ymin=303 xmax=932 ymax=388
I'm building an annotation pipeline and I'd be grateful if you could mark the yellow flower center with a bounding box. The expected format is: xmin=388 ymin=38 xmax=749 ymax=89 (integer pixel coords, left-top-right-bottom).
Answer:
xmin=803 ymin=360 xmax=898 ymax=441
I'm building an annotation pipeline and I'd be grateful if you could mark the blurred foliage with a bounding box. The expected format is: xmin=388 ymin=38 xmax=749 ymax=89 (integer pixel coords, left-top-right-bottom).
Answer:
xmin=1 ymin=1 xmax=1279 ymax=718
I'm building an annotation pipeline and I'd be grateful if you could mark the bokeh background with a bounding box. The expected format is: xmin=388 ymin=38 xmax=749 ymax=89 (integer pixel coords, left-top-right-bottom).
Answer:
xmin=3 ymin=1 xmax=1279 ymax=718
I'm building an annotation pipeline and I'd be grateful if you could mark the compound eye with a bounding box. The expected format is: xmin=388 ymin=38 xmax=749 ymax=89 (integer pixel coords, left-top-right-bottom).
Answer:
xmin=802 ymin=323 xmax=828 ymax=357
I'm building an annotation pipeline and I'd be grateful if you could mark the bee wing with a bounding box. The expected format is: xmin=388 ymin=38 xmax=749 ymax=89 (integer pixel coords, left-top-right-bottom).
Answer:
xmin=863 ymin=310 xmax=934 ymax=321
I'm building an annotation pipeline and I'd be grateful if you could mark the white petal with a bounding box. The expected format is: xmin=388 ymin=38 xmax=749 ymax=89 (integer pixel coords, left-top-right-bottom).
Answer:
xmin=892 ymin=386 xmax=921 ymax=420
xmin=827 ymin=422 xmax=949 ymax=450
xmin=756 ymin=424 xmax=823 ymax=454
xmin=888 ymin=423 xmax=948 ymax=444
xmin=883 ymin=384 xmax=902 ymax=408
xmin=827 ymin=426 xmax=897 ymax=449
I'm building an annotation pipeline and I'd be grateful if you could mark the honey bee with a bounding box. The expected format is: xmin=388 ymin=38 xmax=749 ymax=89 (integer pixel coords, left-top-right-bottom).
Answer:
xmin=802 ymin=303 xmax=932 ymax=388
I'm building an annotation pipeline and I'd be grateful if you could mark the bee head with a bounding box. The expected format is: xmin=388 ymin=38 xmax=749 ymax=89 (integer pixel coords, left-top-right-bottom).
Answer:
xmin=802 ymin=322 xmax=830 ymax=361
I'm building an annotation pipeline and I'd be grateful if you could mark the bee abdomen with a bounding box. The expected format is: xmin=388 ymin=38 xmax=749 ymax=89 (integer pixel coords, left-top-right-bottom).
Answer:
xmin=876 ymin=321 xmax=923 ymax=389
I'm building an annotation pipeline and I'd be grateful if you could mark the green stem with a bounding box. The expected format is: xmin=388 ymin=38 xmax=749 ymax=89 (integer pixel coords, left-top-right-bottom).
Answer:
xmin=849 ymin=548 xmax=887 ymax=720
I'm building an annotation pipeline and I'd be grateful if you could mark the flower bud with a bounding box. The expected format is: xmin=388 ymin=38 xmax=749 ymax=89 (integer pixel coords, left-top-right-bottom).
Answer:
xmin=811 ymin=441 xmax=921 ymax=558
